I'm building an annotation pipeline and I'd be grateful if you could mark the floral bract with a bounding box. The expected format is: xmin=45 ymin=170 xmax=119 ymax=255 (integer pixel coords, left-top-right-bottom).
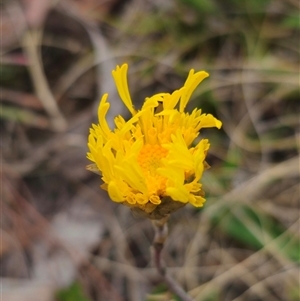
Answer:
xmin=87 ymin=64 xmax=222 ymax=217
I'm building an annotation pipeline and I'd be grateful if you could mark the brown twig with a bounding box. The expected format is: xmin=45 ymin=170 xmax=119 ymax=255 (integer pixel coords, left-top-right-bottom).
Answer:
xmin=152 ymin=216 xmax=194 ymax=301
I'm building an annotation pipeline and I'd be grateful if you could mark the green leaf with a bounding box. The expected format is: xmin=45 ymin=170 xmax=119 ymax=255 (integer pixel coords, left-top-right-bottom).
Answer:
xmin=211 ymin=204 xmax=300 ymax=262
xmin=56 ymin=282 xmax=91 ymax=301
xmin=282 ymin=15 xmax=300 ymax=29
xmin=177 ymin=0 xmax=216 ymax=14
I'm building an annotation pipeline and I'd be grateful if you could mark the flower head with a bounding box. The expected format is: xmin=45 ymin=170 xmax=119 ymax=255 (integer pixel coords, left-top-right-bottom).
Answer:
xmin=87 ymin=64 xmax=222 ymax=219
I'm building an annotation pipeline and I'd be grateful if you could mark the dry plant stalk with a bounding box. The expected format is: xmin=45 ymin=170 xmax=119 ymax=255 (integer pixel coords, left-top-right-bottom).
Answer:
xmin=152 ymin=216 xmax=194 ymax=301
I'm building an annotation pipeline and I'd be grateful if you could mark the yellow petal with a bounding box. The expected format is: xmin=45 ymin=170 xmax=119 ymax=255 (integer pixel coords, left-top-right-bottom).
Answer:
xmin=142 ymin=93 xmax=166 ymax=110
xmin=108 ymin=181 xmax=124 ymax=202
xmin=163 ymin=89 xmax=182 ymax=110
xmin=166 ymin=187 xmax=189 ymax=203
xmin=115 ymin=163 xmax=147 ymax=193
xmin=98 ymin=94 xmax=111 ymax=138
xmin=189 ymin=194 xmax=206 ymax=207
xmin=136 ymin=193 xmax=148 ymax=204
xmin=199 ymin=114 xmax=222 ymax=129
xmin=180 ymin=70 xmax=209 ymax=112
xmin=112 ymin=64 xmax=135 ymax=115
xmin=149 ymin=195 xmax=161 ymax=205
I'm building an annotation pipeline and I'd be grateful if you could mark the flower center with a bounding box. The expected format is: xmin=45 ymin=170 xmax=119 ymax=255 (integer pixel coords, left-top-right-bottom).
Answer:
xmin=137 ymin=144 xmax=168 ymax=196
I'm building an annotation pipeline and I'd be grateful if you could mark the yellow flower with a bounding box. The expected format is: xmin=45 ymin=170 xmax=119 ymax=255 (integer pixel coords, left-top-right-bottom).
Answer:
xmin=87 ymin=64 xmax=222 ymax=219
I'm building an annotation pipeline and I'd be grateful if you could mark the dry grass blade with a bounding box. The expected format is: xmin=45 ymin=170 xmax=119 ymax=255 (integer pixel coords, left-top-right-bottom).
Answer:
xmin=22 ymin=30 xmax=67 ymax=131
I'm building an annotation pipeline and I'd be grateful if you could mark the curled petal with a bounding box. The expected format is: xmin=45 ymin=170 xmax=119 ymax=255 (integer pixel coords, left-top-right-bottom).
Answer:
xmin=112 ymin=64 xmax=136 ymax=115
xmin=180 ymin=70 xmax=209 ymax=112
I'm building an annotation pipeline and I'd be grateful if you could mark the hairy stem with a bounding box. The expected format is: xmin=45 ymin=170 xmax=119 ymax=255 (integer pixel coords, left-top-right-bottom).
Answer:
xmin=152 ymin=216 xmax=194 ymax=301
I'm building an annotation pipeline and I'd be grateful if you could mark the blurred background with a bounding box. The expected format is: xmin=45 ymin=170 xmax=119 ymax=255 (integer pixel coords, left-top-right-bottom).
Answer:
xmin=1 ymin=0 xmax=299 ymax=300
